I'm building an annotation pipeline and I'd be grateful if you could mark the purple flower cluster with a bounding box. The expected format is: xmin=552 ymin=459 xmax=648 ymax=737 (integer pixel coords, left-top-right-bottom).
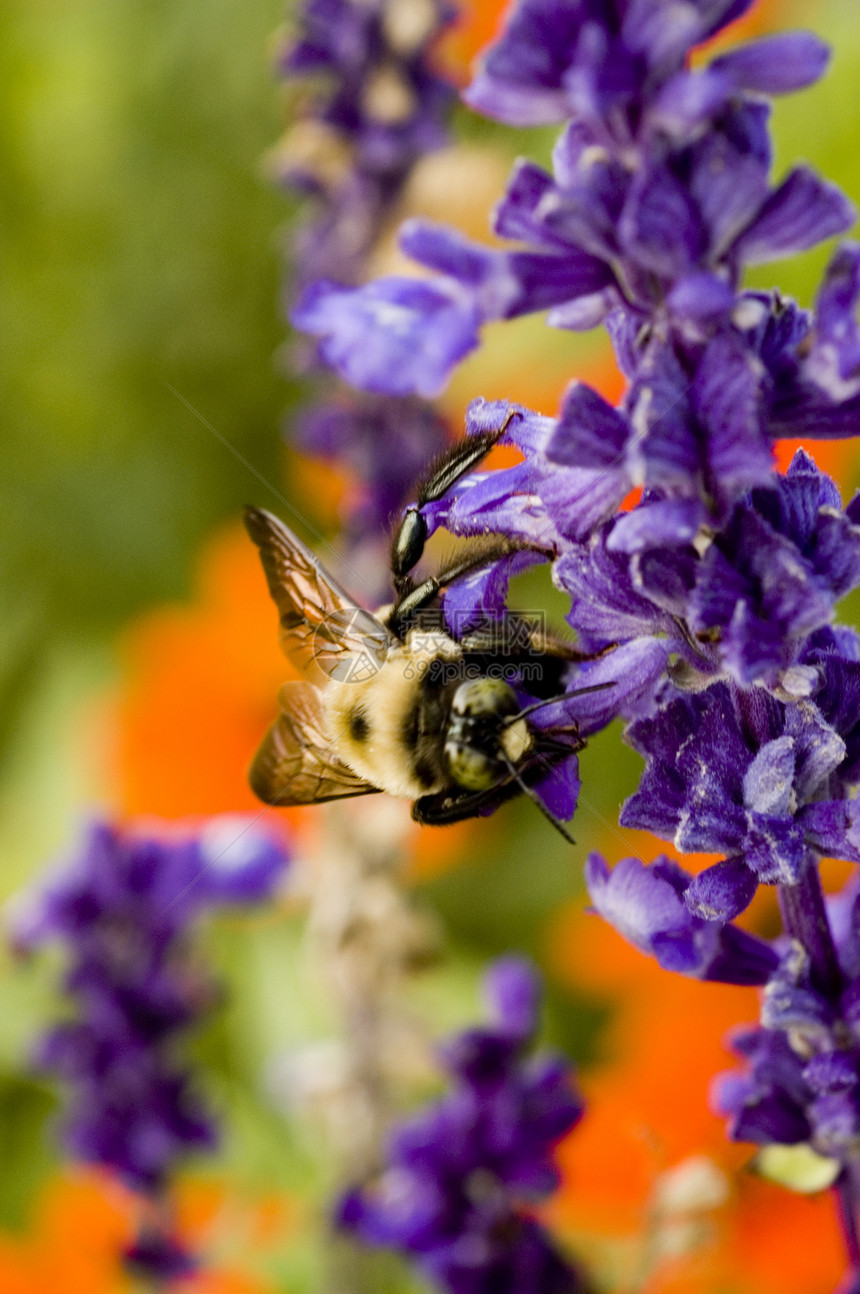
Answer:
xmin=9 ymin=818 xmax=288 ymax=1278
xmin=588 ymin=854 xmax=860 ymax=1177
xmin=714 ymin=874 xmax=860 ymax=1160
xmin=292 ymin=4 xmax=852 ymax=401
xmin=287 ymin=0 xmax=860 ymax=892
xmin=285 ymin=0 xmax=860 ymax=1276
xmin=337 ymin=957 xmax=585 ymax=1293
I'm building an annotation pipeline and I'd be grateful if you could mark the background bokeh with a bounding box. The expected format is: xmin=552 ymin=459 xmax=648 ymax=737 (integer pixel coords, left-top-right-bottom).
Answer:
xmin=3 ymin=0 xmax=860 ymax=1289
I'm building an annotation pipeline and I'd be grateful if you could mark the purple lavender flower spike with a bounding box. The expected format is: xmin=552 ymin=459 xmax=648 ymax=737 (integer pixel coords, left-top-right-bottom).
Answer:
xmin=338 ymin=957 xmax=586 ymax=1293
xmin=277 ymin=0 xmax=461 ymax=562
xmin=585 ymin=853 xmax=777 ymax=984
xmin=9 ymin=818 xmax=289 ymax=1279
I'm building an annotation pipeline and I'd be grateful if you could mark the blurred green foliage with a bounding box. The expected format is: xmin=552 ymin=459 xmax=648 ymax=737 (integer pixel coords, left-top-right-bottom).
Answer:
xmin=1 ymin=0 xmax=293 ymax=666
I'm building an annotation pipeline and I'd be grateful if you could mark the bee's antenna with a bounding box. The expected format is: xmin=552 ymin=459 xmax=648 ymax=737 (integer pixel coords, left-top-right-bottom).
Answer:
xmin=503 ymin=681 xmax=616 ymax=727
xmin=499 ymin=753 xmax=576 ymax=845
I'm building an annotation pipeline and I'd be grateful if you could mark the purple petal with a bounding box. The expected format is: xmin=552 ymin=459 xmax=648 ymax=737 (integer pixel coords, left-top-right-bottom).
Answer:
xmin=398 ymin=219 xmax=496 ymax=286
xmin=685 ymin=857 xmax=759 ymax=921
xmin=585 ymin=853 xmax=689 ymax=954
xmin=621 ymin=0 xmax=701 ymax=64
xmin=695 ymin=332 xmax=773 ymax=502
xmin=816 ymin=242 xmax=860 ymax=358
xmin=537 ymin=461 xmax=633 ymax=542
xmin=193 ymin=818 xmax=288 ymax=904
xmin=734 ymin=167 xmax=855 ymax=265
xmin=799 ymin=800 xmax=860 ymax=863
xmin=502 ymin=249 xmax=615 ymax=319
xmin=533 ymin=753 xmax=580 ymax=822
xmin=441 ymin=550 xmax=545 ymax=636
xmin=539 ymin=639 xmax=670 ymax=735
xmin=546 ymin=383 xmax=630 ymax=469
xmin=650 ymin=68 xmax=731 ymax=136
xmin=689 ymin=101 xmax=772 ymax=259
xmin=291 ymin=277 xmax=480 ymax=397
xmin=463 ymin=0 xmax=587 ymax=126
xmin=547 ymin=286 xmax=621 ymax=331
xmin=556 ymin=540 xmax=675 ymax=643
xmin=619 ymin=163 xmax=705 ymax=280
xmin=484 ymin=956 xmax=541 ymax=1042
xmin=626 ymin=342 xmax=700 ymax=489
xmin=667 ymin=271 xmax=736 ymax=322
xmin=492 ymin=159 xmax=567 ymax=250
xmin=744 ymin=812 xmax=809 ymax=884
xmin=608 ymin=499 xmax=704 ymax=554
xmin=710 ymin=31 xmax=830 ymax=95
xmin=465 ymin=397 xmax=554 ymax=454
xmin=742 ymin=738 xmax=796 ymax=817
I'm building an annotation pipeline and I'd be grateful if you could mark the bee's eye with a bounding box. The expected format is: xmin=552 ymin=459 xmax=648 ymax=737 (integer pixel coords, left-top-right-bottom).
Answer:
xmin=444 ymin=740 xmax=497 ymax=791
xmin=451 ymin=679 xmax=518 ymax=720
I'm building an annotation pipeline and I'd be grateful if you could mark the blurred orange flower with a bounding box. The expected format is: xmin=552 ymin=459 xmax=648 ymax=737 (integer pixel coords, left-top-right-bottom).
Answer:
xmin=0 ymin=1171 xmax=289 ymax=1294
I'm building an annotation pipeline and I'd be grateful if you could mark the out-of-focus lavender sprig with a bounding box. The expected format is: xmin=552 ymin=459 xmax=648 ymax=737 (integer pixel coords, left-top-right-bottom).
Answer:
xmin=275 ymin=0 xmax=456 ymax=569
xmin=337 ymin=956 xmax=587 ymax=1294
xmin=274 ymin=0 xmax=455 ymax=292
xmin=7 ymin=817 xmax=289 ymax=1283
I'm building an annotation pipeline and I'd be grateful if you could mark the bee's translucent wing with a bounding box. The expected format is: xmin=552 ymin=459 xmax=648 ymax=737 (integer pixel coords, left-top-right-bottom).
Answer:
xmin=244 ymin=507 xmax=394 ymax=682
xmin=250 ymin=682 xmax=379 ymax=805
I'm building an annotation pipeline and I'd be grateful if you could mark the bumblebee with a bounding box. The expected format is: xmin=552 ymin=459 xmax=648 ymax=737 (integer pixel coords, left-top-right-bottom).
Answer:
xmin=245 ymin=416 xmax=610 ymax=839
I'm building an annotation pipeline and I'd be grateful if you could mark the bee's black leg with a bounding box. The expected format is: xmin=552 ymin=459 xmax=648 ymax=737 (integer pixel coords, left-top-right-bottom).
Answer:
xmin=412 ymin=779 xmax=522 ymax=826
xmin=413 ymin=744 xmax=579 ymax=844
xmin=391 ymin=409 xmax=523 ymax=585
xmin=387 ymin=536 xmax=552 ymax=639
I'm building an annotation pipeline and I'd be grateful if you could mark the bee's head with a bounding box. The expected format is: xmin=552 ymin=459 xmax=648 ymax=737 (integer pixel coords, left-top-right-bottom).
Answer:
xmin=444 ymin=679 xmax=531 ymax=791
